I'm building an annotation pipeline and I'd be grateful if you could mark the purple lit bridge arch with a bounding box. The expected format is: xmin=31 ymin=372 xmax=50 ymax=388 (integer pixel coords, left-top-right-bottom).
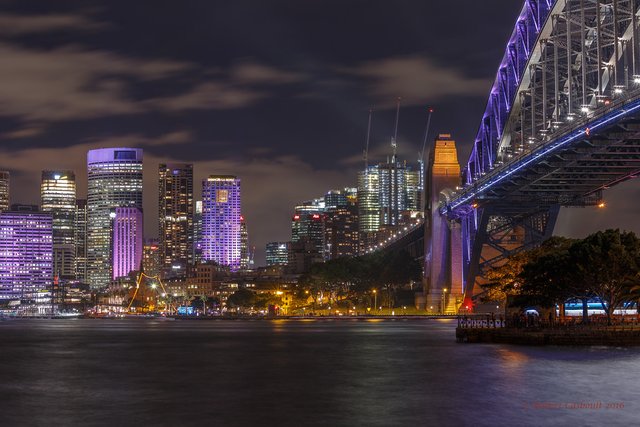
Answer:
xmin=383 ymin=0 xmax=640 ymax=310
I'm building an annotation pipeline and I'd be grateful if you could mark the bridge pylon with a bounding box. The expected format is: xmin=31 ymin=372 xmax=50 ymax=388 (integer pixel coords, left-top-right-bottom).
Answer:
xmin=422 ymin=134 xmax=464 ymax=314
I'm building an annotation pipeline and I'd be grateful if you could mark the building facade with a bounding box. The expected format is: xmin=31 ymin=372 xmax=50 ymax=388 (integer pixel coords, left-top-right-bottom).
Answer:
xmin=158 ymin=163 xmax=193 ymax=274
xmin=240 ymin=215 xmax=249 ymax=270
xmin=111 ymin=207 xmax=143 ymax=280
xmin=0 ymin=171 xmax=8 ymax=212
xmin=202 ymin=176 xmax=242 ymax=271
xmin=74 ymin=199 xmax=88 ymax=282
xmin=41 ymin=170 xmax=76 ymax=280
xmin=266 ymin=242 xmax=289 ymax=266
xmin=87 ymin=148 xmax=143 ymax=288
xmin=0 ymin=209 xmax=53 ymax=301
xmin=142 ymin=240 xmax=162 ymax=278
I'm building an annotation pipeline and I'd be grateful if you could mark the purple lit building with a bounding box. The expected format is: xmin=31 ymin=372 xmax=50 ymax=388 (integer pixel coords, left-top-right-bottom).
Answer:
xmin=111 ymin=207 xmax=143 ymax=280
xmin=0 ymin=209 xmax=53 ymax=301
xmin=87 ymin=148 xmax=143 ymax=288
xmin=202 ymin=175 xmax=241 ymax=271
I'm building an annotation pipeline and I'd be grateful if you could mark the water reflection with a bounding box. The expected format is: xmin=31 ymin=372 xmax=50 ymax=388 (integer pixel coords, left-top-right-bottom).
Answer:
xmin=0 ymin=319 xmax=638 ymax=426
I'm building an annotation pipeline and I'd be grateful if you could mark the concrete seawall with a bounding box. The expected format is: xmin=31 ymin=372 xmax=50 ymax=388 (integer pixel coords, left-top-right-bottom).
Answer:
xmin=456 ymin=327 xmax=640 ymax=346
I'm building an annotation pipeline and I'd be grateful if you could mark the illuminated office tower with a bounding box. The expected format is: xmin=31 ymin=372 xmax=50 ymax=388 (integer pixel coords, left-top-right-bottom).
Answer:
xmin=87 ymin=148 xmax=143 ymax=288
xmin=357 ymin=166 xmax=379 ymax=252
xmin=41 ymin=171 xmax=76 ymax=280
xmin=0 ymin=209 xmax=53 ymax=301
xmin=158 ymin=164 xmax=193 ymax=274
xmin=240 ymin=215 xmax=249 ymax=270
xmin=378 ymin=158 xmax=407 ymax=226
xmin=142 ymin=240 xmax=162 ymax=278
xmin=193 ymin=200 xmax=203 ymax=263
xmin=202 ymin=176 xmax=241 ymax=270
xmin=291 ymin=212 xmax=325 ymax=257
xmin=266 ymin=242 xmax=289 ymax=266
xmin=74 ymin=199 xmax=88 ymax=282
xmin=111 ymin=207 xmax=143 ymax=280
xmin=325 ymin=204 xmax=359 ymax=260
xmin=0 ymin=171 xmax=8 ymax=212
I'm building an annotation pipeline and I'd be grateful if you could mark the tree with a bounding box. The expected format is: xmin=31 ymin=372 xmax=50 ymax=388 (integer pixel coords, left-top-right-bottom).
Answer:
xmin=226 ymin=289 xmax=256 ymax=310
xmin=570 ymin=229 xmax=640 ymax=325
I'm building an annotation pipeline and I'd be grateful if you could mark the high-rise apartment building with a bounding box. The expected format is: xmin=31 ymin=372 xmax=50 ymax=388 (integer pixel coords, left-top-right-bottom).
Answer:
xmin=202 ymin=176 xmax=241 ymax=271
xmin=74 ymin=199 xmax=88 ymax=282
xmin=111 ymin=207 xmax=143 ymax=280
xmin=41 ymin=171 xmax=76 ymax=280
xmin=158 ymin=163 xmax=193 ymax=274
xmin=87 ymin=148 xmax=143 ymax=288
xmin=0 ymin=171 xmax=8 ymax=212
xmin=266 ymin=242 xmax=289 ymax=266
xmin=0 ymin=209 xmax=53 ymax=301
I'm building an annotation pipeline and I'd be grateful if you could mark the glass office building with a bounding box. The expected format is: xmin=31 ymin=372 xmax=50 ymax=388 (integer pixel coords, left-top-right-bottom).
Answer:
xmin=41 ymin=170 xmax=76 ymax=280
xmin=0 ymin=209 xmax=53 ymax=301
xmin=87 ymin=148 xmax=143 ymax=288
xmin=158 ymin=163 xmax=193 ymax=274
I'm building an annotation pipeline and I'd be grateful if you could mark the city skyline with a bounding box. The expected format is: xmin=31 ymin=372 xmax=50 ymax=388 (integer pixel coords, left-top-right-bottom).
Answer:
xmin=2 ymin=1 xmax=640 ymax=266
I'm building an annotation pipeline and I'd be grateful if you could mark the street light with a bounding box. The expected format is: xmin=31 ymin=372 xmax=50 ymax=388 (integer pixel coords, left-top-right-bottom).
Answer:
xmin=373 ymin=289 xmax=377 ymax=312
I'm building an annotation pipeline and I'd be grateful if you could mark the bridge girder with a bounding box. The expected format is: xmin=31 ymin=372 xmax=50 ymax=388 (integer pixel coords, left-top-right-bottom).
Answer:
xmin=443 ymin=0 xmax=640 ymax=303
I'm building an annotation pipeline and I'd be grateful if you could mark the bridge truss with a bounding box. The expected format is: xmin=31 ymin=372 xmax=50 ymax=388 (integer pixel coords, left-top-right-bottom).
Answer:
xmin=442 ymin=0 xmax=640 ymax=301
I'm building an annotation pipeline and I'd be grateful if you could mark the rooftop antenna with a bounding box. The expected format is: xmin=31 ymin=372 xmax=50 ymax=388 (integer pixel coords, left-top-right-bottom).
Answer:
xmin=391 ymin=97 xmax=401 ymax=161
xmin=363 ymin=108 xmax=373 ymax=171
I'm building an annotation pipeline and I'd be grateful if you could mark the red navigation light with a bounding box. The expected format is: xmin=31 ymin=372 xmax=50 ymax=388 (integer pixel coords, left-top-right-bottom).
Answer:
xmin=312 ymin=214 xmax=320 ymax=220
xmin=293 ymin=215 xmax=300 ymax=220
xmin=428 ymin=107 xmax=434 ymax=113
xmin=240 ymin=215 xmax=245 ymax=221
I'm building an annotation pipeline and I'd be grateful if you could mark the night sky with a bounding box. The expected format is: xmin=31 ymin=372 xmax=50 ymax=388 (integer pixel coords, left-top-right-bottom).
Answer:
xmin=1 ymin=0 xmax=639 ymax=266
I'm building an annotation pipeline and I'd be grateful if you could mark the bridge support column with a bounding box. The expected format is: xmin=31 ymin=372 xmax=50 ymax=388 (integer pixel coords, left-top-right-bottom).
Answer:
xmin=422 ymin=134 xmax=462 ymax=314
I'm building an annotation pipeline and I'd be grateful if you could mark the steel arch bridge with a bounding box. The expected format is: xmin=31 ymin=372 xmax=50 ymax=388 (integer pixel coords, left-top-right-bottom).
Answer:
xmin=438 ymin=0 xmax=640 ymax=308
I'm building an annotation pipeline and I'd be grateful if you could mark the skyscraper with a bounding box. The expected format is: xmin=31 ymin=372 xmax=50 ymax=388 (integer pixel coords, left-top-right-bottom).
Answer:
xmin=74 ymin=199 xmax=88 ymax=282
xmin=291 ymin=212 xmax=325 ymax=258
xmin=41 ymin=171 xmax=76 ymax=280
xmin=357 ymin=166 xmax=380 ymax=252
xmin=193 ymin=200 xmax=203 ymax=263
xmin=325 ymin=204 xmax=359 ymax=259
xmin=202 ymin=175 xmax=241 ymax=270
xmin=0 ymin=209 xmax=53 ymax=302
xmin=87 ymin=148 xmax=143 ymax=288
xmin=0 ymin=171 xmax=8 ymax=212
xmin=378 ymin=158 xmax=407 ymax=227
xmin=158 ymin=163 xmax=193 ymax=274
xmin=240 ymin=215 xmax=249 ymax=270
xmin=111 ymin=207 xmax=143 ymax=280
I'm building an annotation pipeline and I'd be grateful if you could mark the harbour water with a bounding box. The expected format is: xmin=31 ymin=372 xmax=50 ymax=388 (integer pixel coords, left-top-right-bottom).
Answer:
xmin=0 ymin=318 xmax=638 ymax=426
